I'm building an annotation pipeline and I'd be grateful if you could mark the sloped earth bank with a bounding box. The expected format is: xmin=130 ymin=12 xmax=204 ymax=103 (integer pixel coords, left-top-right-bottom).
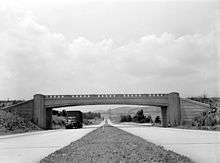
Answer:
xmin=0 ymin=110 xmax=41 ymax=135
xmin=41 ymin=124 xmax=192 ymax=163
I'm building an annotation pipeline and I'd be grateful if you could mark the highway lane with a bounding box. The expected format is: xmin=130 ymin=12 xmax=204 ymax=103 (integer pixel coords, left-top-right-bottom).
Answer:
xmin=2 ymin=119 xmax=219 ymax=163
xmin=0 ymin=122 xmax=105 ymax=163
xmin=108 ymin=120 xmax=220 ymax=163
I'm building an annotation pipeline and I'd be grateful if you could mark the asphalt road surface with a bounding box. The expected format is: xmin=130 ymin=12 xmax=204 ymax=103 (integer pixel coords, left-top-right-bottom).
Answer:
xmin=108 ymin=120 xmax=220 ymax=163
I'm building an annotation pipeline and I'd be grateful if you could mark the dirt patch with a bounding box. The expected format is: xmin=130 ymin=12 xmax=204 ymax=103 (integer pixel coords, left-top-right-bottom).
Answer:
xmin=41 ymin=124 xmax=192 ymax=163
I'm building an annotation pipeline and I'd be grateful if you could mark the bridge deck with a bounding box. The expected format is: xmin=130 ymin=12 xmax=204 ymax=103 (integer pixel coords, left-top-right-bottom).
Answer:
xmin=44 ymin=94 xmax=169 ymax=108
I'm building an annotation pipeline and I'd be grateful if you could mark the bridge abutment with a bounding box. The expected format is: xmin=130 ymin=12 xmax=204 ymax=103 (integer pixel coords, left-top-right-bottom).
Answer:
xmin=161 ymin=106 xmax=167 ymax=127
xmin=33 ymin=94 xmax=48 ymax=129
xmin=46 ymin=108 xmax=52 ymax=129
xmin=167 ymin=92 xmax=181 ymax=126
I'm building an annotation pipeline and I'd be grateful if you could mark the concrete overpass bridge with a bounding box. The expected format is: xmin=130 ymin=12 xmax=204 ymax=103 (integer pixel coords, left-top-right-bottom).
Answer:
xmin=3 ymin=92 xmax=211 ymax=130
xmin=3 ymin=92 xmax=182 ymax=129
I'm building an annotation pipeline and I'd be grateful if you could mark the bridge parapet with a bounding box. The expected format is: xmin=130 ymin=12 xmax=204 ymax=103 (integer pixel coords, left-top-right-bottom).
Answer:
xmin=44 ymin=94 xmax=168 ymax=99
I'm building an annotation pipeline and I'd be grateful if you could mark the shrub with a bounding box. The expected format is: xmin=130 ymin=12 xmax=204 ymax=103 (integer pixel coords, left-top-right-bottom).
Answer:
xmin=132 ymin=109 xmax=147 ymax=123
xmin=120 ymin=110 xmax=154 ymax=123
xmin=204 ymin=114 xmax=216 ymax=126
xmin=192 ymin=111 xmax=218 ymax=127
xmin=0 ymin=110 xmax=40 ymax=132
xmin=145 ymin=115 xmax=153 ymax=123
xmin=154 ymin=116 xmax=161 ymax=124
xmin=120 ymin=115 xmax=132 ymax=122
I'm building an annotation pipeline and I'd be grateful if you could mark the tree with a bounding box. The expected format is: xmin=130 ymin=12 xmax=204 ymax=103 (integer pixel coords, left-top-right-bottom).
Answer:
xmin=120 ymin=114 xmax=132 ymax=122
xmin=136 ymin=109 xmax=145 ymax=121
xmin=132 ymin=109 xmax=146 ymax=122
xmin=154 ymin=116 xmax=161 ymax=124
xmin=52 ymin=110 xmax=59 ymax=115
xmin=61 ymin=110 xmax=67 ymax=117
xmin=145 ymin=115 xmax=152 ymax=123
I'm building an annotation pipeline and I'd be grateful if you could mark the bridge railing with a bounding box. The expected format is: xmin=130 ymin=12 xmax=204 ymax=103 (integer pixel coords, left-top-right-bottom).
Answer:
xmin=44 ymin=94 xmax=168 ymax=99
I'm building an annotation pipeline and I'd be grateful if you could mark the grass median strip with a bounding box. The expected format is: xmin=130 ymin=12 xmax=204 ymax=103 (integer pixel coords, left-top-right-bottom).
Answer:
xmin=41 ymin=124 xmax=193 ymax=163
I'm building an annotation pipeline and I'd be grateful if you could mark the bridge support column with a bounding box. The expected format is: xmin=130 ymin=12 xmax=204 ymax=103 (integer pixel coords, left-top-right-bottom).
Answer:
xmin=33 ymin=94 xmax=48 ymax=129
xmin=46 ymin=108 xmax=52 ymax=129
xmin=167 ymin=92 xmax=181 ymax=126
xmin=161 ymin=106 xmax=167 ymax=127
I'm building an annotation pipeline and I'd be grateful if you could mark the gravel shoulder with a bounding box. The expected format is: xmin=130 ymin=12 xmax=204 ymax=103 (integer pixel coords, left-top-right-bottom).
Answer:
xmin=41 ymin=124 xmax=193 ymax=163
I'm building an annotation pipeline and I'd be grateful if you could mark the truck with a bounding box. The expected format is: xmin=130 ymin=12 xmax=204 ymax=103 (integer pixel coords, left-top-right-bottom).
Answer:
xmin=65 ymin=111 xmax=83 ymax=129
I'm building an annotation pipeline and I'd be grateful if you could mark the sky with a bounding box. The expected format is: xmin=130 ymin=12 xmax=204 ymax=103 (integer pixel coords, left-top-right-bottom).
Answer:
xmin=0 ymin=0 xmax=219 ymax=101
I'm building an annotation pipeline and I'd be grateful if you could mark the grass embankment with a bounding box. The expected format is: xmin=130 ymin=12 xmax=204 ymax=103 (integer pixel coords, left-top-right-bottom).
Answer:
xmin=41 ymin=124 xmax=192 ymax=163
xmin=0 ymin=110 xmax=41 ymax=135
xmin=176 ymin=109 xmax=220 ymax=131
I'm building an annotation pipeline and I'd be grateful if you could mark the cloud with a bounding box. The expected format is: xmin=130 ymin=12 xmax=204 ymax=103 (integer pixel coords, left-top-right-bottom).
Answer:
xmin=0 ymin=3 xmax=219 ymax=99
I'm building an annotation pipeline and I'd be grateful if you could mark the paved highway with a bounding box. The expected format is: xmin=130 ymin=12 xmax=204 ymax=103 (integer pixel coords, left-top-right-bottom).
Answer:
xmin=1 ymin=120 xmax=219 ymax=163
xmin=0 ymin=123 xmax=104 ymax=163
xmin=108 ymin=120 xmax=220 ymax=163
